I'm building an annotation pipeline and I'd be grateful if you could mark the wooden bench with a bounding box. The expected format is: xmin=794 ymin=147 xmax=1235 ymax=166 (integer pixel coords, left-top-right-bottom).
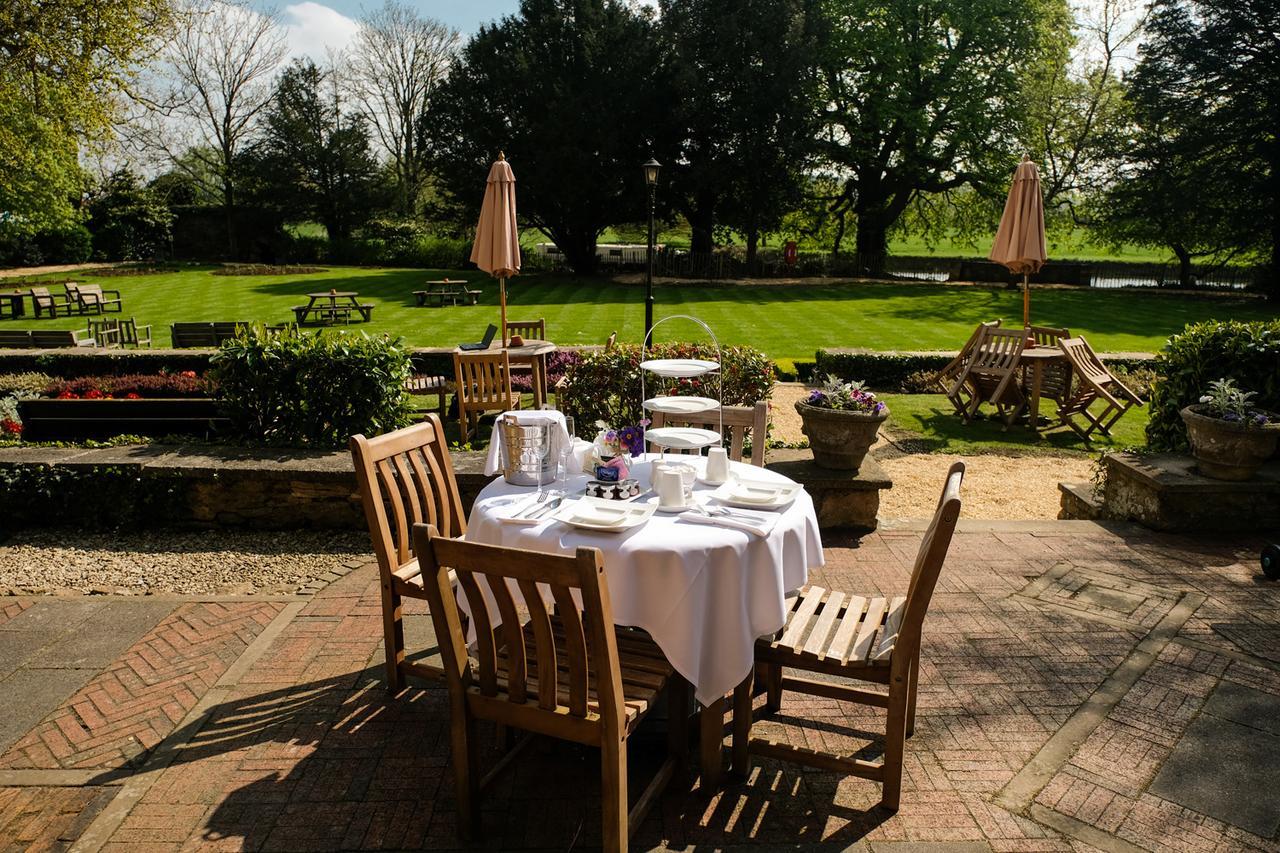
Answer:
xmin=0 ymin=329 xmax=97 ymax=348
xmin=171 ymin=322 xmax=248 ymax=348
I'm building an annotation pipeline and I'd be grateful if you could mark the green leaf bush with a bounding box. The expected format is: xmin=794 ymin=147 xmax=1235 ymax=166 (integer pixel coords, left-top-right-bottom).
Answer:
xmin=1146 ymin=319 xmax=1280 ymax=451
xmin=559 ymin=342 xmax=774 ymax=427
xmin=209 ymin=326 xmax=414 ymax=449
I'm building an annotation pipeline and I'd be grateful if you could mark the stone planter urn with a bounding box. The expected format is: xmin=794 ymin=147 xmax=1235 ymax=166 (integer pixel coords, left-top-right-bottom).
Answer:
xmin=1180 ymin=404 xmax=1280 ymax=481
xmin=795 ymin=401 xmax=888 ymax=471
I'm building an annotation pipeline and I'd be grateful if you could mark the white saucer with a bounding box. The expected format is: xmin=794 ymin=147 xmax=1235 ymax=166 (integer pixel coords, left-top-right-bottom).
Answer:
xmin=655 ymin=502 xmax=694 ymax=513
xmin=696 ymin=475 xmax=728 ymax=487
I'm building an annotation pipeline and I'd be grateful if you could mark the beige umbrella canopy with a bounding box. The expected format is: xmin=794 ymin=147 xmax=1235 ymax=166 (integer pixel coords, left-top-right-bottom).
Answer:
xmin=989 ymin=155 xmax=1048 ymax=326
xmin=471 ymin=153 xmax=521 ymax=345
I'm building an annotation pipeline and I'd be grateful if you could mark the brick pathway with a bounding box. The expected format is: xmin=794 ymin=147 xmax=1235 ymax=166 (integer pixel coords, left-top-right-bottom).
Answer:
xmin=1 ymin=521 xmax=1277 ymax=852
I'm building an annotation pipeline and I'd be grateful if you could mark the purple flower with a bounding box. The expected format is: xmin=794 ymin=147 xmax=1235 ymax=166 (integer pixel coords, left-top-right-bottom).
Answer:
xmin=605 ymin=429 xmax=618 ymax=441
xmin=807 ymin=390 xmax=825 ymax=404
xmin=1224 ymin=412 xmax=1240 ymax=421
xmin=1255 ymin=414 xmax=1270 ymax=426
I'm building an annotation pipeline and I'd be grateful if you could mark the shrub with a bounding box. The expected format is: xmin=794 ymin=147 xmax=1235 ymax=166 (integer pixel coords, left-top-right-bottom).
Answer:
xmin=1146 ymin=319 xmax=1280 ymax=450
xmin=45 ymin=372 xmax=210 ymax=399
xmin=899 ymin=369 xmax=938 ymax=393
xmin=559 ymin=343 xmax=774 ymax=426
xmin=512 ymin=349 xmax=583 ymax=394
xmin=209 ymin=326 xmax=414 ymax=448
xmin=0 ymin=372 xmax=55 ymax=396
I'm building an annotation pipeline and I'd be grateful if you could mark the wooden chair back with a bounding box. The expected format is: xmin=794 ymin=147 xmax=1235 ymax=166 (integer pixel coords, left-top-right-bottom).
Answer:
xmin=350 ymin=417 xmax=467 ymax=580
xmin=1028 ymin=325 xmax=1069 ymax=348
xmin=650 ymin=401 xmax=769 ymax=467
xmin=505 ymin=319 xmax=545 ymax=341
xmin=937 ymin=320 xmax=1000 ymax=386
xmin=454 ymin=350 xmax=517 ymax=438
xmin=1059 ymin=337 xmax=1142 ymax=405
xmin=899 ymin=461 xmax=964 ymax=658
xmin=30 ymin=287 xmax=57 ymax=313
xmin=77 ymin=285 xmax=104 ymax=306
xmin=1027 ymin=325 xmax=1072 ymax=401
xmin=960 ymin=327 xmax=1026 ymax=399
xmin=412 ymin=524 xmax=628 ymax=738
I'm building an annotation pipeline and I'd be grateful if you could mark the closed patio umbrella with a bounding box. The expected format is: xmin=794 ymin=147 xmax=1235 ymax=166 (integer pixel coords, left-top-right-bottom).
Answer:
xmin=989 ymin=155 xmax=1047 ymax=327
xmin=471 ymin=152 xmax=521 ymax=345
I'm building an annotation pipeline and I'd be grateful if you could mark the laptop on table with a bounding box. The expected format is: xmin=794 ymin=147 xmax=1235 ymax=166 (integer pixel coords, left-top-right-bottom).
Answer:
xmin=459 ymin=323 xmax=499 ymax=351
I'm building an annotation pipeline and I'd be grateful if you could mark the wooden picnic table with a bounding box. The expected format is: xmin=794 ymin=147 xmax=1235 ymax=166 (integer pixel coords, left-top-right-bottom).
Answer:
xmin=454 ymin=338 xmax=556 ymax=408
xmin=415 ymin=279 xmax=481 ymax=307
xmin=0 ymin=290 xmax=31 ymax=319
xmin=293 ymin=291 xmax=374 ymax=325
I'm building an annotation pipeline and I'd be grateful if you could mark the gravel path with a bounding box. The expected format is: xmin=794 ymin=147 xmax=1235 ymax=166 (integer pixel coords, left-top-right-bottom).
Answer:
xmin=770 ymin=382 xmax=1093 ymax=519
xmin=0 ymin=529 xmax=372 ymax=596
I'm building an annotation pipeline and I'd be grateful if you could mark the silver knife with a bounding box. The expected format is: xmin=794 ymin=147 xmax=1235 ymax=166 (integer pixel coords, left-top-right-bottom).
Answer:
xmin=529 ymin=497 xmax=564 ymax=520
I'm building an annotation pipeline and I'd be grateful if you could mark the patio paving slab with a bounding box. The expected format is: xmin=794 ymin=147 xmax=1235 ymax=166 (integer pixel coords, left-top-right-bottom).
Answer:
xmin=0 ymin=520 xmax=1276 ymax=851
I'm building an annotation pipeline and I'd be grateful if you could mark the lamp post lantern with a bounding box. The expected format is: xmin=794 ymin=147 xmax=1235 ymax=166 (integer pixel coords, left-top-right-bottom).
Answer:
xmin=642 ymin=158 xmax=661 ymax=339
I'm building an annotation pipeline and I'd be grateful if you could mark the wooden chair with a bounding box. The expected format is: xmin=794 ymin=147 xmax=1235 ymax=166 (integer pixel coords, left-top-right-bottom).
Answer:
xmin=349 ymin=417 xmax=468 ymax=691
xmin=75 ymin=285 xmax=123 ymax=314
xmin=649 ymin=401 xmax=769 ymax=467
xmin=950 ymin=327 xmax=1027 ymax=428
xmin=454 ymin=350 xmax=518 ymax=442
xmin=934 ymin=320 xmax=1000 ymax=414
xmin=732 ymin=462 xmax=965 ymax=811
xmin=1055 ymin=337 xmax=1144 ymax=441
xmin=89 ymin=318 xmax=152 ymax=349
xmin=505 ymin=318 xmax=545 ymax=342
xmin=410 ymin=524 xmax=686 ymax=851
xmin=30 ymin=287 xmax=65 ymax=318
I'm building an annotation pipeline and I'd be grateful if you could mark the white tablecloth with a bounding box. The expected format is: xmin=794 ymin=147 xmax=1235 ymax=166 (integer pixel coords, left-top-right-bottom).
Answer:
xmin=465 ymin=454 xmax=824 ymax=705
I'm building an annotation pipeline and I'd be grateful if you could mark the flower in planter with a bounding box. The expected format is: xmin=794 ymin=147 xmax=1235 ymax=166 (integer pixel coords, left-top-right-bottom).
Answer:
xmin=1 ymin=418 xmax=20 ymax=437
xmin=57 ymin=390 xmax=78 ymax=399
xmin=805 ymin=375 xmax=887 ymax=415
xmin=125 ymin=392 xmax=141 ymax=400
xmin=1197 ymin=378 xmax=1272 ymax=427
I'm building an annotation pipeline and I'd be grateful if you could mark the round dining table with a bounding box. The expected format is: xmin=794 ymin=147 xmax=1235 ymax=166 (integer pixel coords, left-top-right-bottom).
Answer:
xmin=465 ymin=454 xmax=824 ymax=707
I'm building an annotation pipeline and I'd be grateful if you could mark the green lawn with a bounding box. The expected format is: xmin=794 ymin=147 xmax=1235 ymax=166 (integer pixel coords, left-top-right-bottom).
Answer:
xmin=13 ymin=265 xmax=1276 ymax=356
xmin=879 ymin=393 xmax=1149 ymax=456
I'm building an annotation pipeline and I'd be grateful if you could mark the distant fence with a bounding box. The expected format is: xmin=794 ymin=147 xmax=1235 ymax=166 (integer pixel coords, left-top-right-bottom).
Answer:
xmin=551 ymin=245 xmax=1263 ymax=291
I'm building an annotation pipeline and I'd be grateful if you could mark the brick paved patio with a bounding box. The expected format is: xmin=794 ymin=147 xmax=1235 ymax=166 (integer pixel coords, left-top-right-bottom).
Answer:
xmin=1 ymin=519 xmax=1277 ymax=852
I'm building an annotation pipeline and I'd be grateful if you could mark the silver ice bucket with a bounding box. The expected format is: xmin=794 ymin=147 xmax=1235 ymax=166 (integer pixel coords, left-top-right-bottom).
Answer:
xmin=499 ymin=415 xmax=554 ymax=486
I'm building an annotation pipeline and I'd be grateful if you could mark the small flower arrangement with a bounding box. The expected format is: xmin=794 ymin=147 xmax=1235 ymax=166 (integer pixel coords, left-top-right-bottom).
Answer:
xmin=1198 ymin=378 xmax=1272 ymax=427
xmin=804 ymin=375 xmax=887 ymax=415
xmin=594 ymin=418 xmax=650 ymax=457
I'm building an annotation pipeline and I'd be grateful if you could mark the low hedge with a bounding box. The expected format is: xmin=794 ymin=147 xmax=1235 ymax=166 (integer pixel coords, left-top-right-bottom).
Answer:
xmin=0 ymin=350 xmax=214 ymax=378
xmin=1146 ymin=319 xmax=1280 ymax=451
xmin=46 ymin=372 xmax=209 ymax=399
xmin=558 ymin=343 xmax=774 ymax=426
xmin=815 ymin=348 xmax=1155 ymax=391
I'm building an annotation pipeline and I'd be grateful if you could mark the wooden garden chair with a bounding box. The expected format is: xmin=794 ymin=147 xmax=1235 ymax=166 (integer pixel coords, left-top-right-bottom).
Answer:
xmin=75 ymin=284 xmax=123 ymax=314
xmin=732 ymin=461 xmax=964 ymax=812
xmin=453 ymin=350 xmax=518 ymax=442
xmin=349 ymin=417 xmax=467 ymax=691
xmin=30 ymin=287 xmax=66 ymax=318
xmin=1055 ymin=337 xmax=1144 ymax=441
xmin=934 ymin=320 xmax=1000 ymax=414
xmin=411 ymin=524 xmax=686 ymax=852
xmin=504 ymin=318 xmax=545 ymax=389
xmin=649 ymin=401 xmax=769 ymax=467
xmin=949 ymin=327 xmax=1027 ymax=428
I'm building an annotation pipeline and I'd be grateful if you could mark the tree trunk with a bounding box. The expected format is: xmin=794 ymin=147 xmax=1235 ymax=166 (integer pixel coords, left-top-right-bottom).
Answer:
xmin=854 ymin=211 xmax=889 ymax=274
xmin=1269 ymin=223 xmax=1280 ymax=301
xmin=745 ymin=230 xmax=759 ymax=271
xmin=223 ymin=183 xmax=237 ymax=260
xmin=1171 ymin=242 xmax=1193 ymax=288
xmin=554 ymin=230 xmax=599 ymax=275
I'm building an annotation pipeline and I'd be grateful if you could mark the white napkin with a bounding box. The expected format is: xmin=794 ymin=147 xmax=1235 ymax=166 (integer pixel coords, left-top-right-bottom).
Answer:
xmin=484 ymin=410 xmax=573 ymax=476
xmin=682 ymin=506 xmax=778 ymax=537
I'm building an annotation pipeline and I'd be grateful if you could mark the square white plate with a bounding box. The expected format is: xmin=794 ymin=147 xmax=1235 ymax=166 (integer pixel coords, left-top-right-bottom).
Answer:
xmin=552 ymin=496 xmax=656 ymax=531
xmin=710 ymin=478 xmax=802 ymax=510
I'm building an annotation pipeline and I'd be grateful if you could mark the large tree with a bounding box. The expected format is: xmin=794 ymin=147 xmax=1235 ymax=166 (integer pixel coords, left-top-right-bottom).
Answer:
xmin=1104 ymin=0 xmax=1279 ymax=295
xmin=424 ymin=0 xmax=665 ymax=274
xmin=0 ymin=0 xmax=171 ymax=238
xmin=142 ymin=0 xmax=286 ymax=257
xmin=658 ymin=0 xmax=823 ymax=262
xmin=816 ymin=0 xmax=1067 ymax=264
xmin=349 ymin=1 xmax=458 ymax=217
xmin=251 ymin=60 xmax=380 ymax=244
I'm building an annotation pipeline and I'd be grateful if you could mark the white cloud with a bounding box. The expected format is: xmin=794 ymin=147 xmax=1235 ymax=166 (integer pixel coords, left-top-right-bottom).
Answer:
xmin=282 ymin=2 xmax=359 ymax=61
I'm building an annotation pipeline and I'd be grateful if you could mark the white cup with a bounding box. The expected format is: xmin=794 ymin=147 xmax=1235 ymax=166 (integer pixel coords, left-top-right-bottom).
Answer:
xmin=705 ymin=447 xmax=730 ymax=484
xmin=656 ymin=468 xmax=688 ymax=509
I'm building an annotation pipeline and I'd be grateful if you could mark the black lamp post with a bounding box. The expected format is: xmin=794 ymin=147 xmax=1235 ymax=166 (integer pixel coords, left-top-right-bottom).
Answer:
xmin=642 ymin=158 xmax=661 ymax=340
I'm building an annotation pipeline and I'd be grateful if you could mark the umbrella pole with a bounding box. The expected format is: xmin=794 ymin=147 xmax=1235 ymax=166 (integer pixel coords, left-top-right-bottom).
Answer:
xmin=499 ymin=277 xmax=508 ymax=347
xmin=1022 ymin=273 xmax=1030 ymax=327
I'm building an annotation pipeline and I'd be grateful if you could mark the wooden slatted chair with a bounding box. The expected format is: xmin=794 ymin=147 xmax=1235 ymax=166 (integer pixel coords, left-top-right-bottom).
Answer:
xmin=454 ymin=350 xmax=518 ymax=442
xmin=934 ymin=320 xmax=1000 ymax=414
xmin=732 ymin=462 xmax=964 ymax=811
xmin=505 ymin=318 xmax=545 ymax=342
xmin=350 ymin=417 xmax=467 ymax=691
xmin=30 ymin=287 xmax=66 ymax=318
xmin=1055 ymin=337 xmax=1144 ymax=441
xmin=411 ymin=524 xmax=686 ymax=852
xmin=649 ymin=401 xmax=769 ymax=467
xmin=75 ymin=284 xmax=123 ymax=314
xmin=949 ymin=327 xmax=1027 ymax=428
